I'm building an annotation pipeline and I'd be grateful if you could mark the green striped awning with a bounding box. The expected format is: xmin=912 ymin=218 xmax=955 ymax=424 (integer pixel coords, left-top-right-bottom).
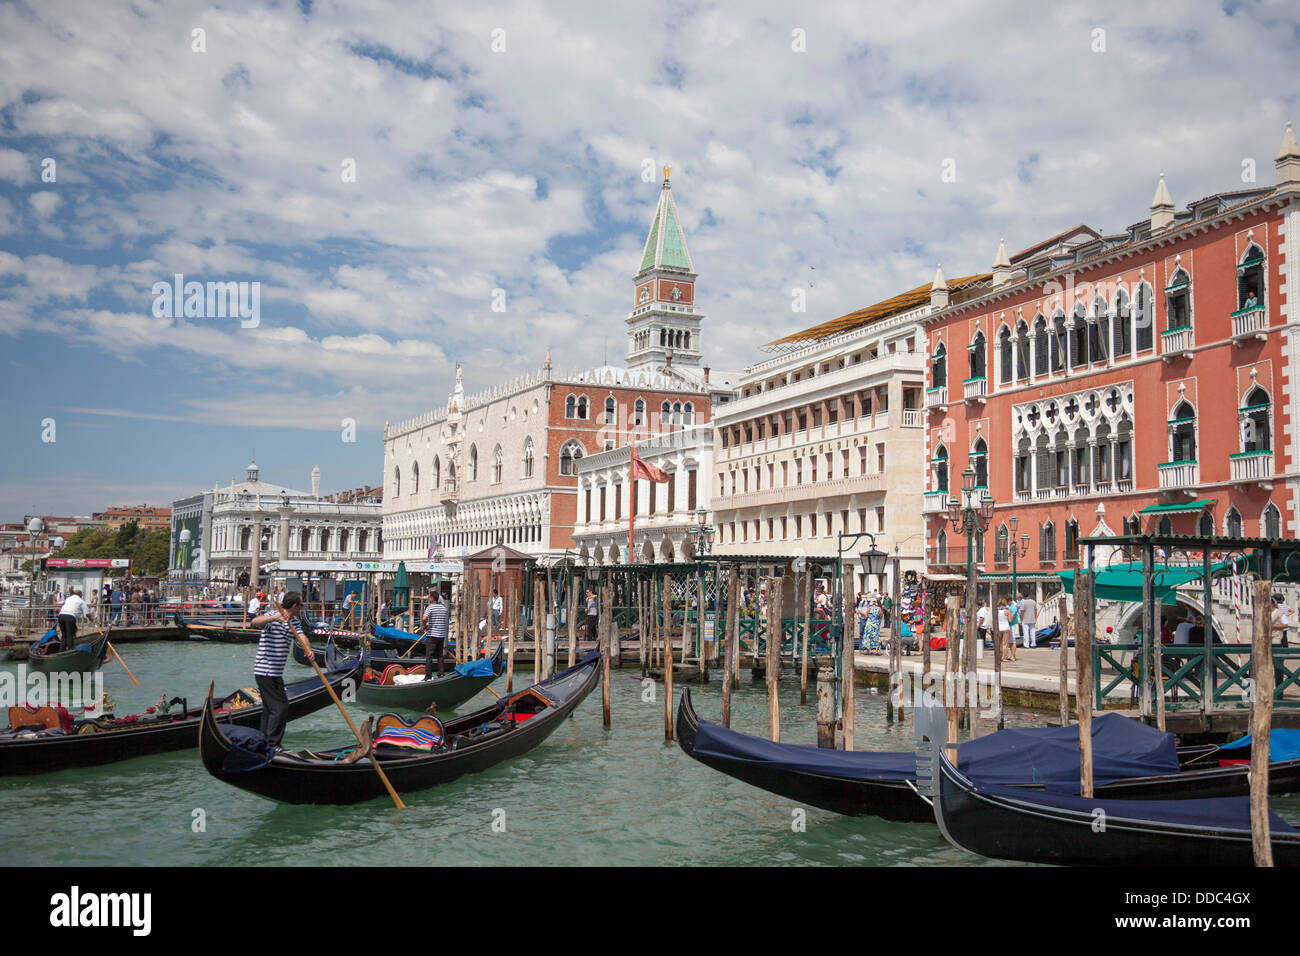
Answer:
xmin=1138 ymin=499 xmax=1215 ymax=515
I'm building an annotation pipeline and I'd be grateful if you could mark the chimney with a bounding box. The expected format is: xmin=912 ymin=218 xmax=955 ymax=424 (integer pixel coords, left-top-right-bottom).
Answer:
xmin=1277 ymin=122 xmax=1300 ymax=187
xmin=703 ymin=365 xmax=711 ymax=384
xmin=992 ymin=238 xmax=1012 ymax=287
xmin=930 ymin=264 xmax=949 ymax=309
xmin=1149 ymin=172 xmax=1174 ymax=232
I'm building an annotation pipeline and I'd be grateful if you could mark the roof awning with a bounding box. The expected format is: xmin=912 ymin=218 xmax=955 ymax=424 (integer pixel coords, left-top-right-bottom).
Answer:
xmin=1060 ymin=555 xmax=1242 ymax=604
xmin=1139 ymin=498 xmax=1215 ymax=515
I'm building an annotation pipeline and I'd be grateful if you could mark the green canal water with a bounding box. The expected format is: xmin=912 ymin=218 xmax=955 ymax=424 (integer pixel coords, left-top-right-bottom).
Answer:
xmin=5 ymin=642 xmax=1298 ymax=866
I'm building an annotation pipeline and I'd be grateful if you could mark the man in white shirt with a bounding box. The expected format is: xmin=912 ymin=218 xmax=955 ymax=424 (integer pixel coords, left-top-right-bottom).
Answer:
xmin=56 ymin=588 xmax=91 ymax=650
xmin=1173 ymin=618 xmax=1194 ymax=645
xmin=248 ymin=592 xmax=264 ymax=617
xmin=975 ymin=598 xmax=992 ymax=647
xmin=491 ymin=589 xmax=504 ymax=630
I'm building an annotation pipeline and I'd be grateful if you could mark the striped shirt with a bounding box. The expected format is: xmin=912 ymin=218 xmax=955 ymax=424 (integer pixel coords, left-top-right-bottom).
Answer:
xmin=254 ymin=617 xmax=306 ymax=678
xmin=423 ymin=601 xmax=449 ymax=641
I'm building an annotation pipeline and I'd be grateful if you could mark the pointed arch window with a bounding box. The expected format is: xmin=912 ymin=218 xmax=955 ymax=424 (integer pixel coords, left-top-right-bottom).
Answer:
xmin=1158 ymin=516 xmax=1173 ymax=536
xmin=968 ymin=332 xmax=987 ymax=381
xmin=1241 ymin=385 xmax=1271 ymax=453
xmin=1051 ymin=311 xmax=1068 ymax=372
xmin=446 ymin=462 xmax=457 ymax=493
xmin=1039 ymin=521 xmax=1056 ymax=562
xmin=1263 ymin=502 xmax=1282 ymax=538
xmin=683 ymin=402 xmax=694 ymax=425
xmin=492 ymin=446 xmax=503 ymax=484
xmin=634 ymin=398 xmax=645 ymax=426
xmin=1169 ymin=400 xmax=1196 ymax=462
xmin=1226 ymin=508 xmax=1242 ymax=538
xmin=931 ymin=343 xmax=947 ymax=389
xmin=1113 ymin=288 xmax=1132 ymax=357
xmin=1166 ymin=268 xmax=1191 ymax=332
xmin=672 ymin=402 xmax=683 ymax=425
xmin=1238 ymin=244 xmax=1266 ymax=310
xmin=469 ymin=445 xmax=478 ymax=482
xmin=1198 ymin=510 xmax=1214 ymax=538
xmin=604 ymin=396 xmax=616 ymax=425
xmin=937 ymin=529 xmax=949 ymax=565
xmin=412 ymin=461 xmax=419 ymax=496
xmin=1071 ymin=303 xmax=1088 ymax=369
xmin=932 ymin=445 xmax=949 ymax=494
xmin=998 ymin=327 xmax=1013 ymax=385
xmin=995 ymin=524 xmax=1011 ymax=563
xmin=1015 ymin=436 xmax=1031 ymax=493
xmin=1064 ymin=518 xmax=1080 ymax=561
xmin=660 ymin=401 xmax=671 ymax=425
xmin=1091 ymin=296 xmax=1109 ymax=363
xmin=433 ymin=457 xmax=441 ymax=489
xmin=1032 ymin=315 xmax=1049 ymax=375
xmin=1135 ymin=283 xmax=1154 ymax=352
xmin=559 ymin=441 xmax=584 ymax=477
xmin=971 ymin=438 xmax=988 ymax=488
xmin=1015 ymin=320 xmax=1030 ymax=381
xmin=576 ymin=396 xmax=588 ymax=420
xmin=523 ymin=438 xmax=535 ymax=478
xmin=393 ymin=466 xmax=401 ymax=498
xmin=565 ymin=395 xmax=577 ymax=419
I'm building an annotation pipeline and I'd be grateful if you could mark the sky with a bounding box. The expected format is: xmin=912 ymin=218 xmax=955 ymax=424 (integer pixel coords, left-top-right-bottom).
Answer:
xmin=0 ymin=0 xmax=1297 ymax=519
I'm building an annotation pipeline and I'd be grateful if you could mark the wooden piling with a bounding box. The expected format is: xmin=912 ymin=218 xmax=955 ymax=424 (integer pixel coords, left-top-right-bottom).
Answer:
xmin=663 ymin=573 xmax=674 ymax=742
xmin=533 ymin=577 xmax=543 ymax=684
xmin=841 ymin=568 xmax=856 ymax=751
xmin=722 ymin=568 xmax=738 ymax=728
xmin=1075 ymin=571 xmax=1094 ymax=798
xmin=943 ymin=596 xmax=962 ymax=753
xmin=729 ymin=571 xmax=741 ymax=693
xmin=1251 ymin=578 xmax=1275 ymax=866
xmin=1058 ymin=602 xmax=1070 ymax=727
xmin=567 ymin=583 xmax=578 ymax=670
xmin=800 ymin=569 xmax=810 ymax=706
xmin=1153 ymin=596 xmax=1165 ymax=733
xmin=816 ymin=665 xmax=836 ymax=748
xmin=600 ymin=580 xmax=611 ymax=729
xmin=505 ymin=579 xmax=516 ymax=692
xmin=766 ymin=574 xmax=782 ymax=742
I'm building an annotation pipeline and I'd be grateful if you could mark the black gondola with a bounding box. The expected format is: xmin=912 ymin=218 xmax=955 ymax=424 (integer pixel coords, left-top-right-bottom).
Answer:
xmin=675 ymin=689 xmax=1300 ymax=821
xmin=932 ymin=745 xmax=1300 ymax=866
xmin=198 ymin=652 xmax=601 ymax=805
xmin=0 ymin=661 xmax=362 ymax=776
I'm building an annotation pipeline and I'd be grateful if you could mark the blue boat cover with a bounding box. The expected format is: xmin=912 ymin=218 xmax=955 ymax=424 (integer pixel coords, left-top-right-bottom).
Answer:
xmin=37 ymin=628 xmax=57 ymax=645
xmin=220 ymin=724 xmax=275 ymax=773
xmin=971 ymin=777 xmax=1298 ymax=833
xmin=454 ymin=657 xmax=496 ymax=677
xmin=691 ymin=712 xmax=1179 ymax=793
xmin=1219 ymin=728 xmax=1300 ymax=763
xmin=959 ymin=712 xmax=1180 ymax=793
xmin=374 ymin=625 xmax=422 ymax=643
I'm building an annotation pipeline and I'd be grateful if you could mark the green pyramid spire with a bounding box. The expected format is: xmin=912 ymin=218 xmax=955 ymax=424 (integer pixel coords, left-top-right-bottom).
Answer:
xmin=637 ymin=174 xmax=694 ymax=275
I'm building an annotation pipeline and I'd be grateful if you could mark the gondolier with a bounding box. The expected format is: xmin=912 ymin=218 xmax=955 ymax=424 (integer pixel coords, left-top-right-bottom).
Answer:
xmin=585 ymin=588 xmax=599 ymax=644
xmin=55 ymin=588 xmax=91 ymax=652
xmin=249 ymin=592 xmax=314 ymax=749
xmin=422 ymin=588 xmax=450 ymax=678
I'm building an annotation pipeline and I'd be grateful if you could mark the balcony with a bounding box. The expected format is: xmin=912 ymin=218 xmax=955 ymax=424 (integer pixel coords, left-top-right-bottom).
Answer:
xmin=1157 ymin=460 xmax=1199 ymax=492
xmin=902 ymin=408 xmax=923 ymax=428
xmin=963 ymin=376 xmax=988 ymax=403
xmin=922 ymin=491 xmax=949 ymax=514
xmin=925 ymin=385 xmax=948 ymax=410
xmin=1062 ymin=548 xmax=1081 ymax=565
xmin=1160 ymin=325 xmax=1194 ymax=361
xmin=1039 ymin=550 xmax=1058 ymax=566
xmin=439 ymin=484 xmax=460 ymax=505
xmin=1231 ymin=306 xmax=1268 ymax=345
xmin=715 ymin=473 xmax=886 ymax=511
xmin=925 ymin=546 xmax=955 ymax=570
xmin=1230 ymin=449 xmax=1273 ymax=487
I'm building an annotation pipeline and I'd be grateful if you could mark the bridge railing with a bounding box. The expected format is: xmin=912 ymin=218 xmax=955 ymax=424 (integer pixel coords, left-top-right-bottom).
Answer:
xmin=1095 ymin=642 xmax=1300 ymax=710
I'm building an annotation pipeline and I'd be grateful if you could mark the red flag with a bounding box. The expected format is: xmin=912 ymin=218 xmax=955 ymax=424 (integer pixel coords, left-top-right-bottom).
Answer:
xmin=630 ymin=444 xmax=669 ymax=483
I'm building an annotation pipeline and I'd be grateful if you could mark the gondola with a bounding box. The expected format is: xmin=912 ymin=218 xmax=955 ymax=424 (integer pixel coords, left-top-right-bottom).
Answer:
xmin=198 ymin=652 xmax=601 ymax=805
xmin=932 ymin=745 xmax=1300 ymax=866
xmin=675 ymin=690 xmax=1300 ymax=821
xmin=357 ymin=641 xmax=507 ymax=711
xmin=27 ymin=629 xmax=110 ymax=674
xmin=173 ymin=614 xmax=261 ymax=643
xmin=0 ymin=661 xmax=362 ymax=776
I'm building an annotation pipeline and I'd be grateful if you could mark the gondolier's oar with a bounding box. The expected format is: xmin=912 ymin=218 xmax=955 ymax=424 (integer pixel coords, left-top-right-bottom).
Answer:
xmin=304 ymin=652 xmax=406 ymax=810
xmin=95 ymin=624 xmax=138 ymax=686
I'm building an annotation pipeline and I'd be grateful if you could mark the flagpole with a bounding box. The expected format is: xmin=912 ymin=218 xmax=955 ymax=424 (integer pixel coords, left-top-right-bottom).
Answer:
xmin=628 ymin=444 xmax=636 ymax=562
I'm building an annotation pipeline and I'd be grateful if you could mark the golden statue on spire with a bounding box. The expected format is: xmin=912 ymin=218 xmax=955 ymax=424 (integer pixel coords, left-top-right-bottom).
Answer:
xmin=664 ymin=164 xmax=670 ymax=181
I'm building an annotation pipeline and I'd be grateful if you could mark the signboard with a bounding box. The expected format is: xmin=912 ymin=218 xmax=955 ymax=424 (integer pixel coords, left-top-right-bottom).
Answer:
xmin=45 ymin=558 xmax=131 ymax=569
xmin=270 ymin=559 xmax=464 ymax=574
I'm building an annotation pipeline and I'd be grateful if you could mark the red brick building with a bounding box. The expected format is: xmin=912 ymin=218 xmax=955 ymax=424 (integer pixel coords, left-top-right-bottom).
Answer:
xmin=922 ymin=126 xmax=1300 ymax=599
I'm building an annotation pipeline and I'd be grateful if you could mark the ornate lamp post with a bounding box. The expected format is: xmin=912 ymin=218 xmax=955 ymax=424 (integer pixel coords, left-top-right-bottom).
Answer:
xmin=1007 ymin=515 xmax=1029 ymax=602
xmin=944 ymin=467 xmax=993 ymax=683
xmin=179 ymin=528 xmax=192 ymax=583
xmin=685 ymin=506 xmax=715 ymax=558
xmin=26 ymin=517 xmax=44 ymax=605
xmin=833 ymin=530 xmax=889 ymax=695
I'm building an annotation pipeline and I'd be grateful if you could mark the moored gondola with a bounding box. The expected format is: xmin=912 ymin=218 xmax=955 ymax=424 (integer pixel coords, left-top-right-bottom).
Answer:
xmin=932 ymin=744 xmax=1300 ymax=866
xmin=198 ymin=652 xmax=601 ymax=805
xmin=0 ymin=661 xmax=362 ymax=776
xmin=356 ymin=640 xmax=506 ymax=711
xmin=27 ymin=629 xmax=110 ymax=674
xmin=173 ymin=614 xmax=261 ymax=643
xmin=675 ymin=689 xmax=1300 ymax=820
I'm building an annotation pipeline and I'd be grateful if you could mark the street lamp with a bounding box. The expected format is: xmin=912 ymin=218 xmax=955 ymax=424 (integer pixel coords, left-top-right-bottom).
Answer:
xmin=944 ymin=467 xmax=994 ymax=677
xmin=686 ymin=506 xmax=716 ymax=558
xmin=1007 ymin=515 xmax=1029 ymax=602
xmin=26 ymin=517 xmax=43 ymax=604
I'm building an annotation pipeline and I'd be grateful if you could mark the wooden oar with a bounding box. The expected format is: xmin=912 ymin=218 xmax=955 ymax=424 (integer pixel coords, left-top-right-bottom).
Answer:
xmin=304 ymin=648 xmax=406 ymax=810
xmin=95 ymin=624 xmax=138 ymax=686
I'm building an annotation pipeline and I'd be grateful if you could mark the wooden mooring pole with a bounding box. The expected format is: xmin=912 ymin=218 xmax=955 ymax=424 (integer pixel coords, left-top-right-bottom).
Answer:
xmin=1251 ymin=577 xmax=1275 ymax=867
xmin=816 ymin=665 xmax=836 ymax=748
xmin=533 ymin=577 xmax=543 ymax=684
xmin=944 ymin=595 xmax=961 ymax=754
xmin=800 ymin=568 xmax=811 ymax=706
xmin=766 ymin=574 xmax=782 ymax=742
xmin=663 ymin=572 xmax=674 ymax=743
xmin=841 ymin=567 xmax=855 ymax=751
xmin=722 ymin=567 xmax=738 ymax=728
xmin=600 ymin=579 xmax=611 ymax=728
xmin=1075 ymin=571 xmax=1094 ymax=798
xmin=505 ymin=579 xmax=517 ymax=692
xmin=567 ymin=582 xmax=578 ymax=670
xmin=1058 ymin=600 xmax=1070 ymax=727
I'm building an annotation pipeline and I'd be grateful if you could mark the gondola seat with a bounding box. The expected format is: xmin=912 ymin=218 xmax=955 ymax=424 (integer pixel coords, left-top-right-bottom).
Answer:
xmin=374 ymin=712 xmax=445 ymax=751
xmin=8 ymin=703 xmax=73 ymax=733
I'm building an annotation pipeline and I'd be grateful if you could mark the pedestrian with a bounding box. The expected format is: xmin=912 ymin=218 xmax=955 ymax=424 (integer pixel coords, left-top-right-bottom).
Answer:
xmin=585 ymin=588 xmax=599 ymax=644
xmin=249 ymin=591 xmax=313 ymax=750
xmin=998 ymin=598 xmax=1016 ymax=662
xmin=491 ymin=589 xmax=504 ymax=630
xmin=379 ymin=597 xmax=391 ymax=626
xmin=110 ymin=583 xmax=125 ymax=625
xmin=1019 ymin=592 xmax=1038 ymax=648
xmin=422 ymin=588 xmax=450 ymax=677
xmin=248 ymin=591 xmax=264 ymax=617
xmin=862 ymin=598 xmax=883 ymax=652
xmin=854 ymin=591 xmax=868 ymax=649
xmin=976 ymin=597 xmax=991 ymax=650
xmin=1273 ymin=593 xmax=1291 ymax=648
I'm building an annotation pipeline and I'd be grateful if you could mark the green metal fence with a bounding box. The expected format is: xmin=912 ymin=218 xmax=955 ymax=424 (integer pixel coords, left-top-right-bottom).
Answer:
xmin=1094 ymin=643 xmax=1300 ymax=710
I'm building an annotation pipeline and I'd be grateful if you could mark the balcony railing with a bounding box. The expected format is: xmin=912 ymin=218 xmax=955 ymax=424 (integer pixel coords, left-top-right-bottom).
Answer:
xmin=1158 ymin=460 xmax=1199 ymax=490
xmin=1039 ymin=549 xmax=1058 ymax=565
xmin=1062 ymin=547 xmax=1081 ymax=565
xmin=1161 ymin=325 xmax=1194 ymax=357
xmin=440 ymin=484 xmax=460 ymax=504
xmin=925 ymin=385 xmax=948 ymax=409
xmin=963 ymin=376 xmax=987 ymax=401
xmin=1231 ymin=305 xmax=1268 ymax=343
xmin=925 ymin=546 xmax=953 ymax=568
xmin=1116 ymin=477 xmax=1134 ymax=493
xmin=902 ymin=408 xmax=923 ymax=428
xmin=1230 ymin=449 xmax=1273 ymax=483
xmin=922 ymin=491 xmax=948 ymax=514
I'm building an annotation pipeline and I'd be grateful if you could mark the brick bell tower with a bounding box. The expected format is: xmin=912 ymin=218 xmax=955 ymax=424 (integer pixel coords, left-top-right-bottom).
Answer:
xmin=625 ymin=166 xmax=703 ymax=370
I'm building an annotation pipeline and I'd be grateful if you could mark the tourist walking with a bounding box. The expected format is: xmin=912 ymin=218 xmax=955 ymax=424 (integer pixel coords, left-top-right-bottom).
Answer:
xmin=975 ymin=597 xmax=991 ymax=649
xmin=861 ymin=597 xmax=883 ymax=652
xmin=249 ymin=591 xmax=313 ymax=750
xmin=422 ymin=588 xmax=450 ymax=677
xmin=998 ymin=598 xmax=1016 ymax=662
xmin=585 ymin=588 xmax=599 ymax=644
xmin=1019 ymin=593 xmax=1038 ymax=647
